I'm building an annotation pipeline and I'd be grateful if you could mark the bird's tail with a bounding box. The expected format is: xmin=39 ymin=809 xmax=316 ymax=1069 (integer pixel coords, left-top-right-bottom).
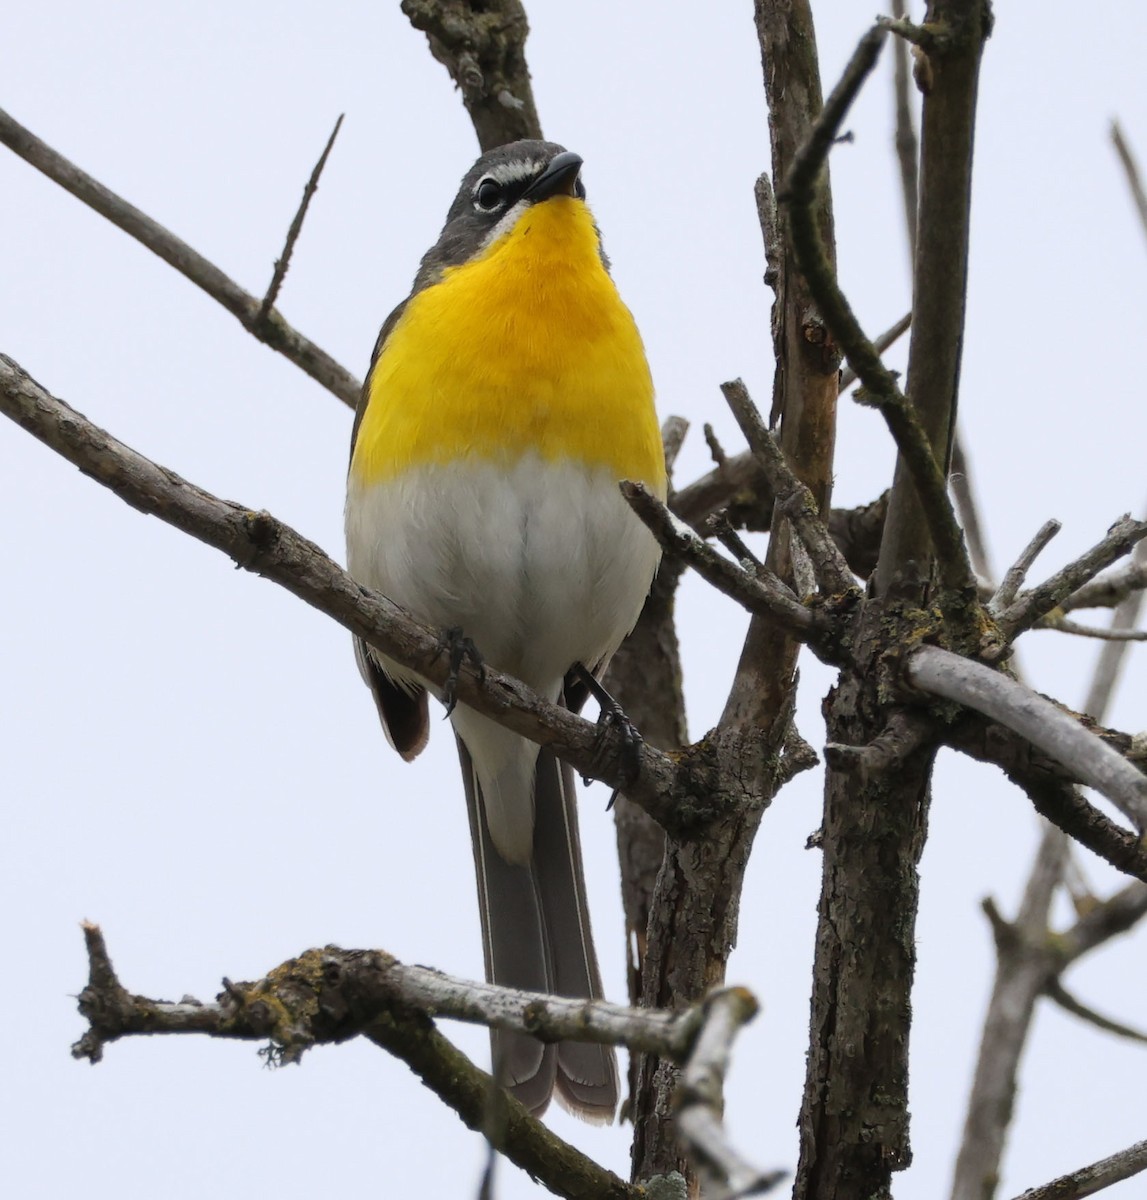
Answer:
xmin=458 ymin=736 xmax=619 ymax=1121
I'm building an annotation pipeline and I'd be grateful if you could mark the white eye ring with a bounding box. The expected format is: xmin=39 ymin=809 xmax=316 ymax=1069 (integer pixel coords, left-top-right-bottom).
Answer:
xmin=473 ymin=176 xmax=504 ymax=212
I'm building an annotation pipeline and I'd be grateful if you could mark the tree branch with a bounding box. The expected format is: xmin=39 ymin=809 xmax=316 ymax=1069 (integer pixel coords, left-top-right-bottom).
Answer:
xmin=1009 ymin=1138 xmax=1147 ymax=1200
xmin=257 ymin=113 xmax=344 ymax=322
xmin=74 ymin=923 xmax=641 ymax=1200
xmin=944 ymin=720 xmax=1147 ymax=884
xmin=675 ymin=990 xmax=787 ymax=1198
xmin=950 ymin=827 xmax=1067 ymax=1200
xmin=989 ymin=520 xmax=1062 ymax=614
xmin=0 ymin=354 xmax=689 ymax=824
xmin=1044 ymin=979 xmax=1147 ymax=1045
xmin=1111 ymin=121 xmax=1147 ymax=246
xmin=1060 ymin=559 xmax=1147 ymax=612
xmin=400 ymin=0 xmax=542 ymax=152
xmin=620 ymin=481 xmax=820 ymax=638
xmin=873 ymin=0 xmax=992 ymax=596
xmin=780 ymin=25 xmax=977 ymax=602
xmin=907 ymin=645 xmax=1147 ymax=831
xmin=719 ymin=378 xmax=856 ymax=596
xmin=0 ymin=106 xmax=359 ymax=408
xmin=76 ymin=923 xmax=780 ymax=1199
xmin=998 ymin=516 xmax=1147 ymax=640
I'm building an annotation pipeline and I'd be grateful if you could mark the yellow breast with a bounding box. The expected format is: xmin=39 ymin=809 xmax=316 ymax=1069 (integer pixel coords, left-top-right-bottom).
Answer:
xmin=350 ymin=196 xmax=665 ymax=494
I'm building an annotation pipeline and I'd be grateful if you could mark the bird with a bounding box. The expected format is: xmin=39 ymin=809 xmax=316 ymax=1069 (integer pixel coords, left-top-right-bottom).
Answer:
xmin=345 ymin=139 xmax=666 ymax=1120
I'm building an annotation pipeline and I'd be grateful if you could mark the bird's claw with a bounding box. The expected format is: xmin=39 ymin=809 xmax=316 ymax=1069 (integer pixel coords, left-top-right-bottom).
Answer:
xmin=572 ymin=663 xmax=643 ymax=792
xmin=440 ymin=626 xmax=484 ymax=718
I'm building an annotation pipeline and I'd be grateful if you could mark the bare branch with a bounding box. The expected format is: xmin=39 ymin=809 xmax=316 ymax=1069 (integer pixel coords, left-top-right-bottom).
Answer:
xmin=1111 ymin=121 xmax=1147 ymax=246
xmin=721 ymin=0 xmax=842 ymax=738
xmin=661 ymin=415 xmax=690 ymax=478
xmin=1063 ymin=560 xmax=1147 ymax=613
xmin=0 ymin=354 xmax=684 ymax=821
xmin=258 ymin=113 xmax=344 ymax=322
xmin=950 ymin=432 xmax=996 ymax=585
xmin=674 ymin=990 xmax=787 ymax=1198
xmin=837 ymin=311 xmax=912 ymax=391
xmin=0 ymin=106 xmax=359 ymax=407
xmin=75 ymin=924 xmax=641 ymax=1200
xmin=400 ymin=0 xmax=542 ymax=152
xmin=877 ymin=14 xmax=947 ymax=53
xmin=1045 ymin=979 xmax=1147 ymax=1045
xmin=1000 ymin=516 xmax=1147 ymax=639
xmin=952 ymin=829 xmax=1067 ymax=1200
xmin=719 ymin=378 xmax=856 ymax=595
xmin=781 ymin=26 xmax=976 ymax=600
xmin=908 ymin=645 xmax=1147 ymax=831
xmin=873 ymin=0 xmax=991 ymax=596
xmin=889 ymin=0 xmax=919 ymax=259
xmin=1059 ymin=881 xmax=1147 ymax=964
xmin=1081 ymin=510 xmax=1147 ymax=718
xmin=989 ymin=520 xmax=1062 ymax=614
xmin=781 ymin=28 xmax=897 ymax=400
xmin=77 ymin=924 xmax=779 ymax=1199
xmin=619 ymin=481 xmax=818 ymax=637
xmin=969 ymin=742 xmax=1147 ymax=884
xmin=1009 ymin=1137 xmax=1147 ymax=1200
xmin=1037 ymin=616 xmax=1147 ymax=643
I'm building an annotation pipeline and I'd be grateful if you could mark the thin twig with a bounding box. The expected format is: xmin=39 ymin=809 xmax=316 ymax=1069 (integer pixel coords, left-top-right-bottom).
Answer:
xmin=999 ymin=516 xmax=1147 ymax=640
xmin=1083 ymin=524 xmax=1147 ymax=717
xmin=876 ymin=14 xmax=947 ymax=53
xmin=781 ymin=26 xmax=976 ymax=600
xmin=704 ymin=423 xmax=728 ymax=468
xmin=0 ymin=106 xmax=359 ymax=407
xmin=720 ymin=379 xmax=855 ymax=595
xmin=661 ymin=415 xmax=690 ymax=478
xmin=989 ymin=519 xmax=1062 ymax=614
xmin=950 ymin=432 xmax=995 ymax=586
xmin=837 ymin=311 xmax=912 ymax=391
xmin=703 ymin=513 xmax=763 ymax=571
xmin=1045 ymin=979 xmax=1147 ymax=1045
xmin=889 ymin=0 xmax=919 ymax=259
xmin=620 ymin=481 xmax=817 ymax=636
xmin=257 ymin=113 xmax=344 ymax=323
xmin=1037 ymin=616 xmax=1147 ymax=642
xmin=907 ymin=645 xmax=1147 ymax=830
xmin=1111 ymin=121 xmax=1147 ymax=245
xmin=1009 ymin=1137 xmax=1147 ymax=1200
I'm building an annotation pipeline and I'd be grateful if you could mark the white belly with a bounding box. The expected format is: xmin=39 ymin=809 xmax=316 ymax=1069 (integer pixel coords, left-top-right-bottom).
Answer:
xmin=345 ymin=453 xmax=660 ymax=693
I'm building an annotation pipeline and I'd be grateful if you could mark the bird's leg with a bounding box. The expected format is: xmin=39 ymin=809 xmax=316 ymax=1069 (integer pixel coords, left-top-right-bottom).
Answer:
xmin=439 ymin=626 xmax=484 ymax=718
xmin=571 ymin=662 xmax=643 ymax=790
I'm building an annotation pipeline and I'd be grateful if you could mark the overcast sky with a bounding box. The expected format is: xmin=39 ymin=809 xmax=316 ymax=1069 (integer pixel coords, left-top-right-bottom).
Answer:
xmin=3 ymin=2 xmax=1146 ymax=1197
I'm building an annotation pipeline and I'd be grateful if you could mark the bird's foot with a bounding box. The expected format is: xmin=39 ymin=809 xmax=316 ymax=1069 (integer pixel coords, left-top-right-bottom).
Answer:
xmin=439 ymin=627 xmax=484 ymax=718
xmin=571 ymin=663 xmax=643 ymax=793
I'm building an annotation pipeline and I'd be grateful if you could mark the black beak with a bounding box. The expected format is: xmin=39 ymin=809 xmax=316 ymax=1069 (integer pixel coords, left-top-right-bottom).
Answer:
xmin=524 ymin=151 xmax=583 ymax=202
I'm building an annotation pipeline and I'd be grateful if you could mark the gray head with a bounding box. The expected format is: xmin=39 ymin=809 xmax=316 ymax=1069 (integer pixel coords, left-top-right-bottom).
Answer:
xmin=413 ymin=140 xmax=595 ymax=291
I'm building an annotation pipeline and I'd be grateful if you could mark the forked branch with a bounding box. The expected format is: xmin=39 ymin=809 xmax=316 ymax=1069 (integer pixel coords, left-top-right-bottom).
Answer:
xmin=0 ymin=106 xmax=359 ymax=407
xmin=75 ymin=923 xmax=781 ymax=1199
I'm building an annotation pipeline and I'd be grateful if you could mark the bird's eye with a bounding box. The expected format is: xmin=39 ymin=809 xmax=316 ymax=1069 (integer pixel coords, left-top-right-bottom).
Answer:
xmin=474 ymin=177 xmax=504 ymax=211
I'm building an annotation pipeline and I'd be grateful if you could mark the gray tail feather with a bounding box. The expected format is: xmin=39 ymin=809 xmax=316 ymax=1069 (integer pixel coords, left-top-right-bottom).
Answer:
xmin=459 ymin=737 xmax=619 ymax=1121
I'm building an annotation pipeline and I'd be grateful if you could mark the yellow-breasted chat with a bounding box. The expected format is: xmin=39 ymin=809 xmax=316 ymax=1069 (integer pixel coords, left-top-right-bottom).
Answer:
xmin=345 ymin=140 xmax=666 ymax=1120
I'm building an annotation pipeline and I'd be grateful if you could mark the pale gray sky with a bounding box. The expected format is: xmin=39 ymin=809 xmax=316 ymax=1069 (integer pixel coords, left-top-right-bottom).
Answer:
xmin=2 ymin=2 xmax=1145 ymax=1197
